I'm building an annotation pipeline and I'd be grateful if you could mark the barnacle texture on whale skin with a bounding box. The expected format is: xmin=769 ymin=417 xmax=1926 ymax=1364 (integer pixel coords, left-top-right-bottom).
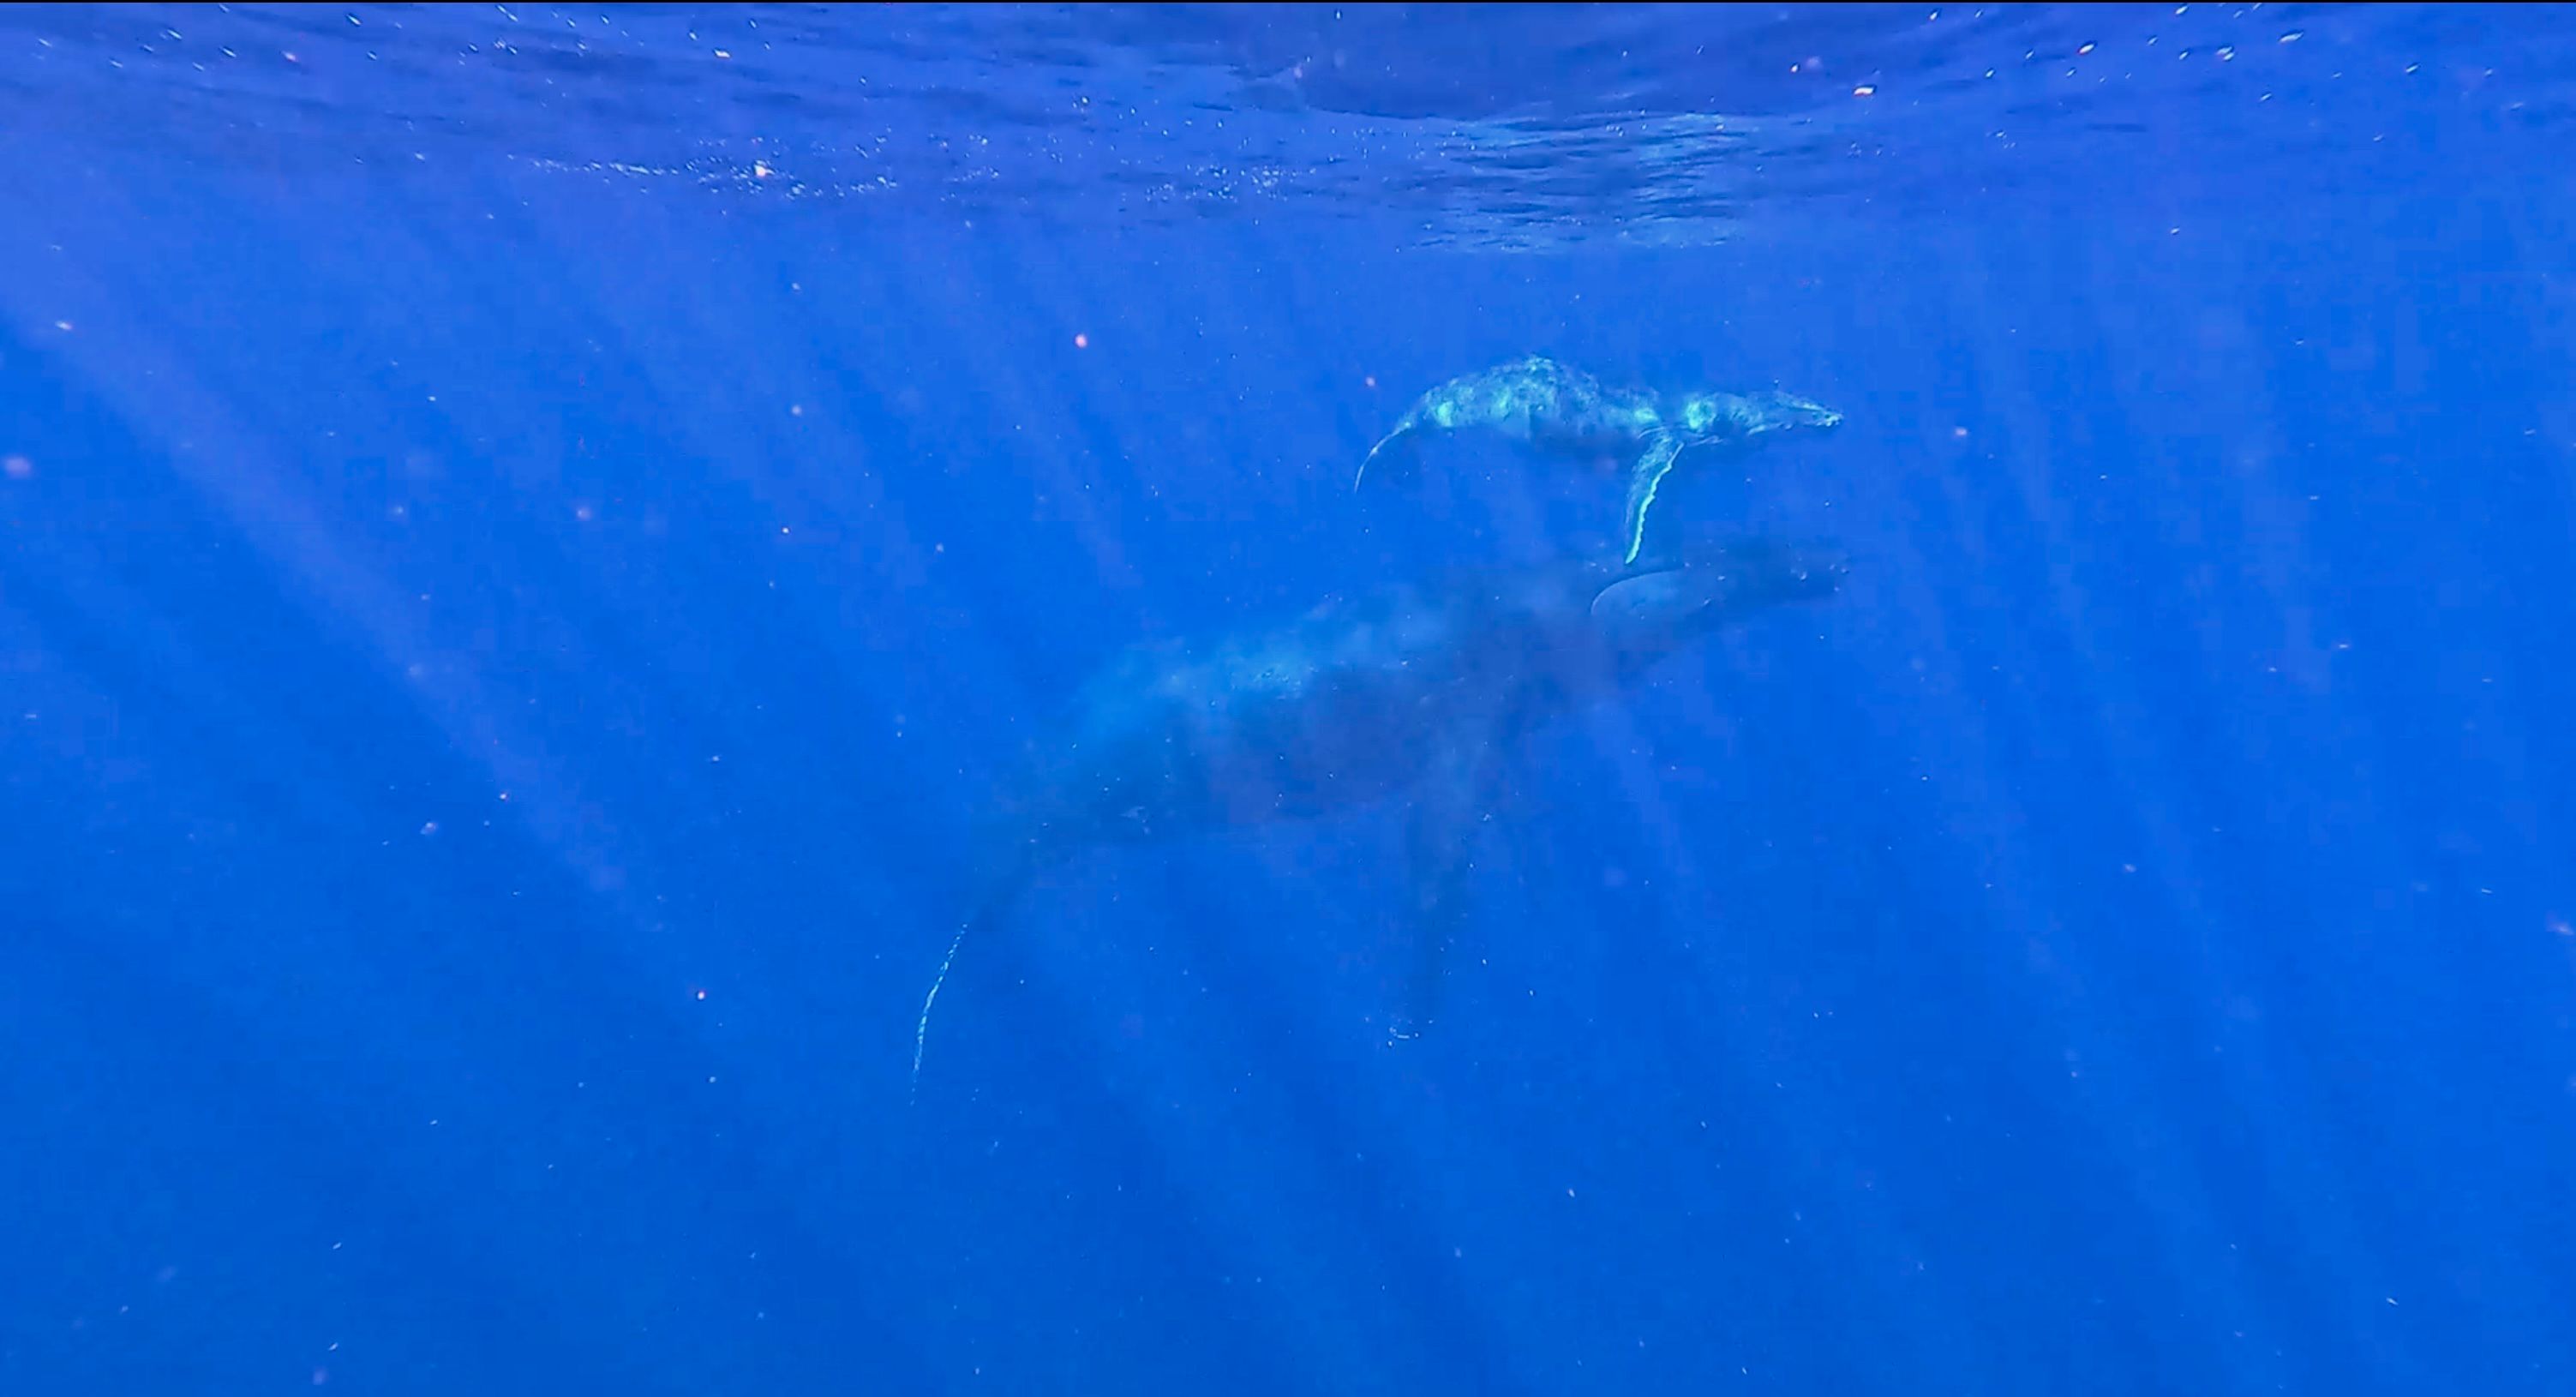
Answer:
xmin=1354 ymin=356 xmax=1652 ymax=489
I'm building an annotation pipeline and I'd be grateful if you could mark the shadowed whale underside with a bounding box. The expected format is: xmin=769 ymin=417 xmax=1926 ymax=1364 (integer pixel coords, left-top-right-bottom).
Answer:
xmin=911 ymin=536 xmax=1851 ymax=1094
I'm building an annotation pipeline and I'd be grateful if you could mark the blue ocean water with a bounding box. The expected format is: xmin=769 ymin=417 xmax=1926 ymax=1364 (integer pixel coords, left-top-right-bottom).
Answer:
xmin=4 ymin=3 xmax=2573 ymax=1392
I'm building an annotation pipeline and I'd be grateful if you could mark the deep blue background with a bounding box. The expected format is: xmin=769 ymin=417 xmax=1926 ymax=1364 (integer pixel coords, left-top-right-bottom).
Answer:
xmin=5 ymin=4 xmax=2574 ymax=1394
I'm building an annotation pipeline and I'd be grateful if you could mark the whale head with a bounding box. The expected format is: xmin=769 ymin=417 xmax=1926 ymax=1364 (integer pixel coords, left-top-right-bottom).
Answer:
xmin=1587 ymin=537 xmax=1849 ymax=657
xmin=1672 ymin=387 xmax=1844 ymax=442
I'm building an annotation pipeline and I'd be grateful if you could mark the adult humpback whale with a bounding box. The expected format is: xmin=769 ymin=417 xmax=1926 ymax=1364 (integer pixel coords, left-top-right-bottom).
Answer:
xmin=913 ymin=536 xmax=1850 ymax=1094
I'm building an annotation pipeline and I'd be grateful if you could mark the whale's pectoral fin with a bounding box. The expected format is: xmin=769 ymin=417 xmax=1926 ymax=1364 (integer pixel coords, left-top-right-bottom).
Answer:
xmin=1387 ymin=727 xmax=1501 ymax=1040
xmin=1619 ymin=433 xmax=1688 ymax=567
xmin=910 ymin=848 xmax=1037 ymax=1105
xmin=1354 ymin=421 xmax=1424 ymax=491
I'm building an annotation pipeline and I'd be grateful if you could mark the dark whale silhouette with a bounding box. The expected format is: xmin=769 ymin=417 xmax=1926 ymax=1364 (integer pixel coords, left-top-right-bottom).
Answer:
xmin=914 ymin=536 xmax=1851 ymax=1094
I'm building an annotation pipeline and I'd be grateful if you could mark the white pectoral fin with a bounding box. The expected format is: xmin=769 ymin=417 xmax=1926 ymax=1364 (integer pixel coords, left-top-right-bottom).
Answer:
xmin=910 ymin=848 xmax=1035 ymax=1104
xmin=1355 ymin=419 xmax=1423 ymax=490
xmin=1388 ymin=725 xmax=1501 ymax=1040
xmin=1620 ymin=433 xmax=1686 ymax=567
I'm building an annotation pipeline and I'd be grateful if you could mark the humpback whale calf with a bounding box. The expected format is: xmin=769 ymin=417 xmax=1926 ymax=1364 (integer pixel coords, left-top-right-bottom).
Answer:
xmin=912 ymin=536 xmax=1850 ymax=1095
xmin=1354 ymin=356 xmax=1843 ymax=567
